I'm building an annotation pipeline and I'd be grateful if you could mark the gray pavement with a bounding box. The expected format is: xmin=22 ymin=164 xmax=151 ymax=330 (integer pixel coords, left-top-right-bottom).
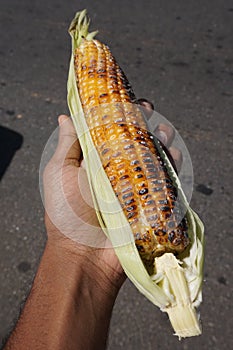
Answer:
xmin=0 ymin=0 xmax=233 ymax=349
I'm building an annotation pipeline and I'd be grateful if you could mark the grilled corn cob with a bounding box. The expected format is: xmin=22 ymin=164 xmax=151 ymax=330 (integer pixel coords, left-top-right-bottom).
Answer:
xmin=74 ymin=38 xmax=189 ymax=268
xmin=67 ymin=9 xmax=204 ymax=338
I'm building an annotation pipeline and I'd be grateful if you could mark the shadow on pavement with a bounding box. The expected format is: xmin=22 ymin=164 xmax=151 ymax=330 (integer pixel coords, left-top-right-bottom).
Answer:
xmin=0 ymin=126 xmax=23 ymax=180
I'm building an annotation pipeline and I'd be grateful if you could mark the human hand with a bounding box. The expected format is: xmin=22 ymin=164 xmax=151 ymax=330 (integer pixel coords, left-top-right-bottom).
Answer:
xmin=43 ymin=114 xmax=126 ymax=294
xmin=43 ymin=101 xmax=182 ymax=294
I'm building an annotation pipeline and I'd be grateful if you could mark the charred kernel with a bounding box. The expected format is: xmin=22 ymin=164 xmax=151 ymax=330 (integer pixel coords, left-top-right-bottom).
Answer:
xmin=142 ymin=152 xmax=151 ymax=157
xmin=124 ymin=144 xmax=134 ymax=150
xmin=112 ymin=151 xmax=121 ymax=157
xmin=139 ymin=188 xmax=148 ymax=195
xmin=145 ymin=200 xmax=156 ymax=206
xmin=166 ymin=184 xmax=174 ymax=189
xmin=168 ymin=231 xmax=175 ymax=242
xmin=119 ymin=175 xmax=129 ymax=181
xmin=142 ymin=157 xmax=152 ymax=163
xmin=134 ymin=166 xmax=142 ymax=172
xmin=168 ymin=193 xmax=177 ymax=200
xmin=133 ymin=136 xmax=143 ymax=141
xmin=127 ymin=212 xmax=136 ymax=219
xmin=97 ymin=68 xmax=106 ymax=73
xmin=158 ymin=199 xmax=168 ymax=205
xmin=136 ymin=244 xmax=144 ymax=252
xmin=126 ymin=205 xmax=137 ymax=212
xmin=101 ymin=148 xmax=110 ymax=155
xmin=135 ymin=232 xmax=141 ymax=240
xmin=165 ymin=178 xmax=173 ymax=184
xmin=160 ymin=206 xmax=171 ymax=212
xmin=164 ymin=212 xmax=171 ymax=219
xmin=156 ymin=229 xmax=167 ymax=236
xmin=99 ymin=93 xmax=108 ymax=98
xmin=121 ymin=186 xmax=133 ymax=193
xmin=129 ymin=217 xmax=138 ymax=225
xmin=116 ymin=163 xmax=125 ymax=169
xmin=172 ymin=237 xmax=182 ymax=246
xmin=124 ymin=198 xmax=134 ymax=206
xmin=141 ymin=194 xmax=151 ymax=200
xmin=139 ymin=141 xmax=147 ymax=145
xmin=122 ymin=191 xmax=134 ymax=199
xmin=136 ymin=174 xmax=143 ymax=178
xmin=130 ymin=160 xmax=140 ymax=165
xmin=156 ymin=228 xmax=167 ymax=236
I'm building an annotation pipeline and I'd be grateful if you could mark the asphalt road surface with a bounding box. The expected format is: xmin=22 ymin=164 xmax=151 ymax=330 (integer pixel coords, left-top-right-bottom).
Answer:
xmin=0 ymin=0 xmax=233 ymax=349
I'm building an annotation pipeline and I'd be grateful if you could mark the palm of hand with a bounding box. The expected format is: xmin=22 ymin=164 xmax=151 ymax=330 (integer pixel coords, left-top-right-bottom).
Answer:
xmin=43 ymin=119 xmax=125 ymax=288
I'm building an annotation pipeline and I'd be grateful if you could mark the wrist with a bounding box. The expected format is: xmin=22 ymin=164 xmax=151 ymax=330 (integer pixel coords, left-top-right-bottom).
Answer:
xmin=45 ymin=237 xmax=125 ymax=299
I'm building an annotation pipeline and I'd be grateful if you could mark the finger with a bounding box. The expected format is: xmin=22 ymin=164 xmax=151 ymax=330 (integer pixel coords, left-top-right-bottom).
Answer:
xmin=137 ymin=98 xmax=154 ymax=118
xmin=53 ymin=115 xmax=82 ymax=166
xmin=168 ymin=147 xmax=183 ymax=173
xmin=159 ymin=143 xmax=178 ymax=174
xmin=155 ymin=123 xmax=175 ymax=148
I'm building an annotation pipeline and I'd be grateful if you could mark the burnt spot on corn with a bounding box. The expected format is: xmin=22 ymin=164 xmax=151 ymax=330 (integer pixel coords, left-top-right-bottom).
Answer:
xmin=160 ymin=206 xmax=171 ymax=212
xmin=145 ymin=200 xmax=156 ymax=206
xmin=139 ymin=188 xmax=148 ymax=195
xmin=101 ymin=148 xmax=110 ymax=156
xmin=122 ymin=192 xmax=134 ymax=200
xmin=120 ymin=175 xmax=129 ymax=181
xmin=127 ymin=212 xmax=136 ymax=219
xmin=126 ymin=205 xmax=137 ymax=212
xmin=124 ymin=144 xmax=134 ymax=150
xmin=131 ymin=160 xmax=140 ymax=165
xmin=99 ymin=93 xmax=108 ymax=98
xmin=124 ymin=198 xmax=135 ymax=206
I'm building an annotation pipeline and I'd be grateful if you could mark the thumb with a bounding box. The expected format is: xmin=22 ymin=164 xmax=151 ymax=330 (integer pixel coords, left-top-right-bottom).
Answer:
xmin=53 ymin=115 xmax=82 ymax=165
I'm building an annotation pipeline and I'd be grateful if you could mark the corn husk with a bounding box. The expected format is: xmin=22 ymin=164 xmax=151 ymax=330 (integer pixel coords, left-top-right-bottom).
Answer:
xmin=67 ymin=9 xmax=204 ymax=338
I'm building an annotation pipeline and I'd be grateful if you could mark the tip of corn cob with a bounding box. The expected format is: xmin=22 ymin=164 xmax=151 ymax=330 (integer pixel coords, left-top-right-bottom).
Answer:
xmin=69 ymin=9 xmax=98 ymax=49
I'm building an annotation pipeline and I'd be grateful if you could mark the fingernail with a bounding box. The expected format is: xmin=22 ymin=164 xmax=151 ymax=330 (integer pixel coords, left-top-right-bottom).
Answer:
xmin=156 ymin=131 xmax=167 ymax=144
